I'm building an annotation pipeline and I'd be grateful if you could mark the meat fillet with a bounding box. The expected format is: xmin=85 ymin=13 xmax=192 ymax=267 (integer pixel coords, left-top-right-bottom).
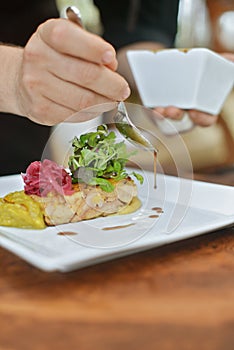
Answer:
xmin=32 ymin=177 xmax=137 ymax=226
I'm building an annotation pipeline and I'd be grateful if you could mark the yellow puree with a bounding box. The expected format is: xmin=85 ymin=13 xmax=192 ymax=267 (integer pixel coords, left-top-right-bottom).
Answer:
xmin=0 ymin=191 xmax=46 ymax=229
xmin=0 ymin=192 xmax=141 ymax=229
xmin=117 ymin=196 xmax=141 ymax=215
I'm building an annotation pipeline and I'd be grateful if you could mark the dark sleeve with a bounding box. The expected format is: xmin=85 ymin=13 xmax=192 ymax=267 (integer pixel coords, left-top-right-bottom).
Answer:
xmin=0 ymin=0 xmax=59 ymax=46
xmin=94 ymin=0 xmax=180 ymax=49
xmin=0 ymin=0 xmax=59 ymax=175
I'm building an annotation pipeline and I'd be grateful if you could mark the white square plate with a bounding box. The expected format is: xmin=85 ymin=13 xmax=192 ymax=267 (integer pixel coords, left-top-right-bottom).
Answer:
xmin=0 ymin=172 xmax=233 ymax=272
xmin=127 ymin=48 xmax=234 ymax=115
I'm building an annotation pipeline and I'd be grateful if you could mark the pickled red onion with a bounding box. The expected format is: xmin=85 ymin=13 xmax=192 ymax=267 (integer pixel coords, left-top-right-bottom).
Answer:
xmin=22 ymin=159 xmax=74 ymax=197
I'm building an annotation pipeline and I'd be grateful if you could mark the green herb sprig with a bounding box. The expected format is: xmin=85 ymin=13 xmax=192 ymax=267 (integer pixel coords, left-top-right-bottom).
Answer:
xmin=68 ymin=125 xmax=143 ymax=192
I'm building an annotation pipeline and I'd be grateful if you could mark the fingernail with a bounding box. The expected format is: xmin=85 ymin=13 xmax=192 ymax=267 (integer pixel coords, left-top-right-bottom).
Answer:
xmin=122 ymin=86 xmax=131 ymax=99
xmin=102 ymin=50 xmax=115 ymax=64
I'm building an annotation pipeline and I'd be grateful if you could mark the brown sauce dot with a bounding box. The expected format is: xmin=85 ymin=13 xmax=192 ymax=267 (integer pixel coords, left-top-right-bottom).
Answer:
xmin=57 ymin=231 xmax=77 ymax=236
xmin=148 ymin=215 xmax=159 ymax=218
xmin=151 ymin=207 xmax=163 ymax=213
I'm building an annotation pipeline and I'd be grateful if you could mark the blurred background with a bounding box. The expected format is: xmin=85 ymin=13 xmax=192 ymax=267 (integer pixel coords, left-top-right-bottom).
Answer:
xmin=53 ymin=0 xmax=234 ymax=177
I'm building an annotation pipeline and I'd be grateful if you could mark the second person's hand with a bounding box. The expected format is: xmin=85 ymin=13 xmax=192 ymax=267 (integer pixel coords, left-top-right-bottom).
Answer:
xmin=153 ymin=106 xmax=218 ymax=127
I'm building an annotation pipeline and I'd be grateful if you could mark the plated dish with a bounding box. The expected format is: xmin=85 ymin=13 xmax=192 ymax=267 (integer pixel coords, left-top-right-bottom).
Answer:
xmin=0 ymin=125 xmax=144 ymax=229
xmin=0 ymin=171 xmax=233 ymax=272
xmin=1 ymin=124 xmax=233 ymax=271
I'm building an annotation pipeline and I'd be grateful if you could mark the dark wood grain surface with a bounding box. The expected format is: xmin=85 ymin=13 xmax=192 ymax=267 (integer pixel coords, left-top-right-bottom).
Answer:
xmin=0 ymin=171 xmax=233 ymax=350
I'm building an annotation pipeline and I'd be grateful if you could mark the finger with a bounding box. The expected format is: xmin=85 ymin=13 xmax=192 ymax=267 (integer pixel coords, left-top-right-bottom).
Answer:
xmin=189 ymin=110 xmax=218 ymax=126
xmin=152 ymin=107 xmax=165 ymax=120
xmin=221 ymin=52 xmax=234 ymax=62
xmin=38 ymin=19 xmax=117 ymax=68
xmin=46 ymin=50 xmax=130 ymax=101
xmin=163 ymin=106 xmax=184 ymax=120
xmin=36 ymin=71 xmax=117 ymax=113
xmin=25 ymin=95 xmax=76 ymax=125
xmin=23 ymin=33 xmax=130 ymax=102
xmin=68 ymin=102 xmax=118 ymax=123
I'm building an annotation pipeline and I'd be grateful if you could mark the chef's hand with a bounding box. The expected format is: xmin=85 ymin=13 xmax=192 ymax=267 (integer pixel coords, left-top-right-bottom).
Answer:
xmin=14 ymin=19 xmax=130 ymax=125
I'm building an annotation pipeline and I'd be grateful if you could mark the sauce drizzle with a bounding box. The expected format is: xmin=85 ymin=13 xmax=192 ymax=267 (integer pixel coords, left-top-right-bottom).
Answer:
xmin=153 ymin=150 xmax=157 ymax=189
xmin=102 ymin=223 xmax=135 ymax=231
xmin=58 ymin=231 xmax=78 ymax=236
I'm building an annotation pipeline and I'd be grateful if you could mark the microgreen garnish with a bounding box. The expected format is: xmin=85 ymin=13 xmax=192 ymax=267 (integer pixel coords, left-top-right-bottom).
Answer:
xmin=68 ymin=125 xmax=144 ymax=192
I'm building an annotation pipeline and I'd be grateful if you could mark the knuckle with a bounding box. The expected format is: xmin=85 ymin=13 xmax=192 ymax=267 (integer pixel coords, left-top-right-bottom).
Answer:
xmin=24 ymin=39 xmax=40 ymax=62
xmin=31 ymin=101 xmax=48 ymax=119
xmin=22 ymin=73 xmax=38 ymax=92
xmin=81 ymin=64 xmax=100 ymax=86
xmin=49 ymin=20 xmax=67 ymax=47
xmin=30 ymin=101 xmax=57 ymax=125
xmin=78 ymin=91 xmax=95 ymax=110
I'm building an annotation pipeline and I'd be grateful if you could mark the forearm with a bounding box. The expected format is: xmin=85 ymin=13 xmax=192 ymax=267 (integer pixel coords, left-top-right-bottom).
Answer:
xmin=0 ymin=45 xmax=23 ymax=116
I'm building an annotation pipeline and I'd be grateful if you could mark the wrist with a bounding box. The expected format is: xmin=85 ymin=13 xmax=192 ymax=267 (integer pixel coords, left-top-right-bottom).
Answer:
xmin=0 ymin=45 xmax=24 ymax=116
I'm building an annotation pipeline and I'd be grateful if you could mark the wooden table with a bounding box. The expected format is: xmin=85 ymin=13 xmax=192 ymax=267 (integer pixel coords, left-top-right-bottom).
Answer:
xmin=0 ymin=170 xmax=233 ymax=350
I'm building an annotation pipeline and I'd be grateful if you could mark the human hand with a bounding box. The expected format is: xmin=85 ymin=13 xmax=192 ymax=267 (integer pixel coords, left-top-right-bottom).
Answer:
xmin=153 ymin=106 xmax=218 ymax=127
xmin=221 ymin=52 xmax=234 ymax=62
xmin=16 ymin=19 xmax=130 ymax=125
